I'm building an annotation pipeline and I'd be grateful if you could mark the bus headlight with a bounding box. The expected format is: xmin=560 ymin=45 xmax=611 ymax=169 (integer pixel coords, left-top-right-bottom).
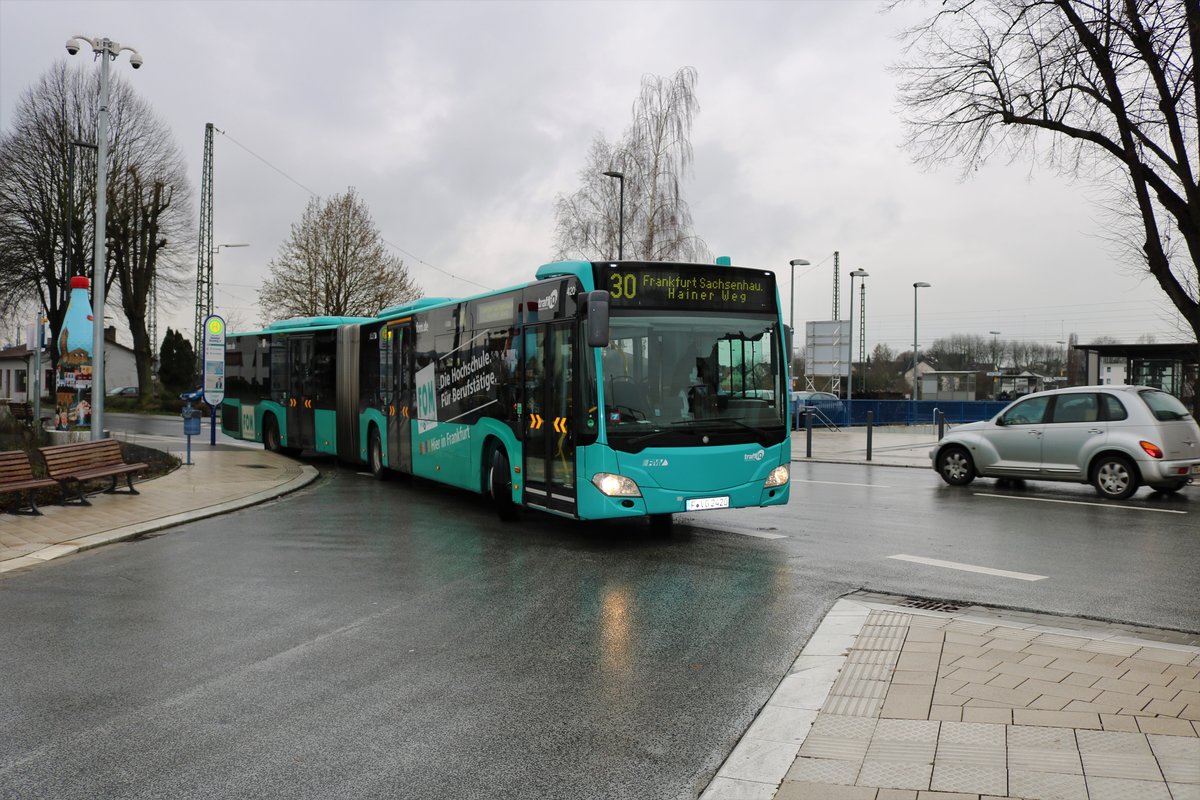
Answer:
xmin=764 ymin=465 xmax=789 ymax=488
xmin=592 ymin=472 xmax=642 ymax=497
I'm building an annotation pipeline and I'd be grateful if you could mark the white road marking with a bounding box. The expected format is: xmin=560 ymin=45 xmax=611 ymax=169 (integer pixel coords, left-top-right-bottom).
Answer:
xmin=974 ymin=493 xmax=1188 ymax=514
xmin=793 ymin=479 xmax=890 ymax=488
xmin=888 ymin=553 xmax=1048 ymax=582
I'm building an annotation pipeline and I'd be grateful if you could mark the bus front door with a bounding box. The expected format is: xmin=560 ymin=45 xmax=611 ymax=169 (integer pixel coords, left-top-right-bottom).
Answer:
xmin=524 ymin=322 xmax=577 ymax=515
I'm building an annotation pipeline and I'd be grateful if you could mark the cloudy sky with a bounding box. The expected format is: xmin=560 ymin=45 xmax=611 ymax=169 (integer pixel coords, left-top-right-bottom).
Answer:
xmin=1 ymin=0 xmax=1190 ymax=357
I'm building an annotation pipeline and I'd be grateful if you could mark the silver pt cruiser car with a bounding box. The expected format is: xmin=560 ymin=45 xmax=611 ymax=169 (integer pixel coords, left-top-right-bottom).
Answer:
xmin=931 ymin=385 xmax=1200 ymax=499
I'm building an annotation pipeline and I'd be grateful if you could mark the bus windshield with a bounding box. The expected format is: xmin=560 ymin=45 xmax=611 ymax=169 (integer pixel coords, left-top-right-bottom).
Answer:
xmin=598 ymin=311 xmax=787 ymax=449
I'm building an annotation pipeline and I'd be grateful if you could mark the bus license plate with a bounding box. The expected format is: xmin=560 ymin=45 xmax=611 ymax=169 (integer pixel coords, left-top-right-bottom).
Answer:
xmin=686 ymin=496 xmax=730 ymax=511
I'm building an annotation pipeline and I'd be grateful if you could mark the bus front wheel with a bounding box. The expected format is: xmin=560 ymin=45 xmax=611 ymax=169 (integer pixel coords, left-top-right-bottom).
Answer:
xmin=490 ymin=450 xmax=519 ymax=522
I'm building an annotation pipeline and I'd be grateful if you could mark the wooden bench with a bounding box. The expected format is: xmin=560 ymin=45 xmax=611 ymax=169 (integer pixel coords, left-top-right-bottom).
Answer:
xmin=0 ymin=450 xmax=60 ymax=515
xmin=38 ymin=439 xmax=149 ymax=506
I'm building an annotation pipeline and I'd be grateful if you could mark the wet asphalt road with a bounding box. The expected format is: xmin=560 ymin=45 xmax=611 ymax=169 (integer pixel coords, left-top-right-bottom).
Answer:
xmin=1 ymin=451 xmax=1197 ymax=799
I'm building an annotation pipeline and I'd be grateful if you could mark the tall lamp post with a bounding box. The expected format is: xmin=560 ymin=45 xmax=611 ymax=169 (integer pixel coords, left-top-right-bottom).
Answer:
xmin=989 ymin=330 xmax=1001 ymax=399
xmin=787 ymin=258 xmax=810 ymax=384
xmin=847 ymin=268 xmax=869 ymax=424
xmin=602 ymin=170 xmax=625 ymax=260
xmin=912 ymin=281 xmax=931 ymax=422
xmin=67 ymin=33 xmax=143 ymax=441
xmin=1056 ymin=340 xmax=1067 ymax=383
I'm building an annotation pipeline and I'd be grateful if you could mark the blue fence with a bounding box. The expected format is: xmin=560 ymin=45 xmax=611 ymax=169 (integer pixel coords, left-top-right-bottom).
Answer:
xmin=790 ymin=399 xmax=1009 ymax=429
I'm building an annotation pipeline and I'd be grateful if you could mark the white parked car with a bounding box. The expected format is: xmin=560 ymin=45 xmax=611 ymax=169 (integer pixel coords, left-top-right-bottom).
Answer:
xmin=930 ymin=385 xmax=1200 ymax=499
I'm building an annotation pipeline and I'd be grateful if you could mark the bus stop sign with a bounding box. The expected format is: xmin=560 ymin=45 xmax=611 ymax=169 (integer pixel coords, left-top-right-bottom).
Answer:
xmin=202 ymin=315 xmax=226 ymax=406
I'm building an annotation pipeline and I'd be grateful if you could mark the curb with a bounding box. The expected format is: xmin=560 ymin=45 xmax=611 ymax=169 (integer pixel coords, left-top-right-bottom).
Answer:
xmin=0 ymin=464 xmax=320 ymax=573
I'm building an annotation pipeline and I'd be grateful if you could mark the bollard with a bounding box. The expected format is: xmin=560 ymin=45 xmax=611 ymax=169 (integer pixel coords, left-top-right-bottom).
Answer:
xmin=805 ymin=407 xmax=813 ymax=458
xmin=866 ymin=409 xmax=874 ymax=461
xmin=937 ymin=409 xmax=945 ymax=440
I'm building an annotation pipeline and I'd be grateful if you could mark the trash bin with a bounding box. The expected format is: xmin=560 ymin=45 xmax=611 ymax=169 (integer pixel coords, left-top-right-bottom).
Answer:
xmin=182 ymin=406 xmax=201 ymax=436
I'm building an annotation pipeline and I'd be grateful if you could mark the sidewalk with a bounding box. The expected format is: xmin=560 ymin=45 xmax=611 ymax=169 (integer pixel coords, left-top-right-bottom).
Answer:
xmin=0 ymin=433 xmax=317 ymax=573
xmin=791 ymin=425 xmax=939 ymax=469
xmin=704 ymin=593 xmax=1200 ymax=800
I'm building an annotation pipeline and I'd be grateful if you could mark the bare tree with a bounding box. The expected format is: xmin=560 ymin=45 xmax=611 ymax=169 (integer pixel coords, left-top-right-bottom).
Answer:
xmin=893 ymin=0 xmax=1199 ymax=410
xmin=0 ymin=61 xmax=192 ymax=392
xmin=554 ymin=67 xmax=710 ymax=263
xmin=259 ymin=188 xmax=421 ymax=321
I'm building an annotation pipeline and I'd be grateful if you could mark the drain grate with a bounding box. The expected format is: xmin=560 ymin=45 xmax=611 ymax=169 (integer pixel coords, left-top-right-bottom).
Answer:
xmin=897 ymin=597 xmax=964 ymax=613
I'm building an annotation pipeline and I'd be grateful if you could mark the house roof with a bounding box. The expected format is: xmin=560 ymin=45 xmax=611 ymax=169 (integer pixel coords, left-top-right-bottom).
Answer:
xmin=0 ymin=343 xmax=35 ymax=360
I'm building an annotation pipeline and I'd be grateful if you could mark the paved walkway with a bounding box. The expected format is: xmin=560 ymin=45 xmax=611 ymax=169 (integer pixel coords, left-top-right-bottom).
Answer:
xmin=4 ymin=426 xmax=1197 ymax=800
xmin=0 ymin=433 xmax=316 ymax=573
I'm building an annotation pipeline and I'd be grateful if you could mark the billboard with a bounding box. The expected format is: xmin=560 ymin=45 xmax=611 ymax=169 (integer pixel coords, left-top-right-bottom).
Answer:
xmin=804 ymin=320 xmax=850 ymax=379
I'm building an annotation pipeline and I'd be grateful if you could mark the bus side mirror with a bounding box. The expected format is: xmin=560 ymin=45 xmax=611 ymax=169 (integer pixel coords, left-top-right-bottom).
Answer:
xmin=583 ymin=290 xmax=610 ymax=347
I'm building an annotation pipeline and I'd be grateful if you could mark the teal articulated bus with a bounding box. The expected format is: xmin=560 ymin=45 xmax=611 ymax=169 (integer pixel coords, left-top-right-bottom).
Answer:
xmin=221 ymin=260 xmax=792 ymax=527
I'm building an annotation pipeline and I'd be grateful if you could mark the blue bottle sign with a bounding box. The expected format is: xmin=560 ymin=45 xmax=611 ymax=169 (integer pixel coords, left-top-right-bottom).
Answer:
xmin=55 ymin=275 xmax=94 ymax=430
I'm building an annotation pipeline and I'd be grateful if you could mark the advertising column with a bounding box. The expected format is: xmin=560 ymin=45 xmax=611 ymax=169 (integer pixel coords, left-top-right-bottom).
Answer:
xmin=55 ymin=276 xmax=94 ymax=431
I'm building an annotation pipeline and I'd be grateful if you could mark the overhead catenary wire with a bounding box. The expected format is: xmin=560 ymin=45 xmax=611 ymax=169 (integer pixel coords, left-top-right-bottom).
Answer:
xmin=215 ymin=129 xmax=493 ymax=293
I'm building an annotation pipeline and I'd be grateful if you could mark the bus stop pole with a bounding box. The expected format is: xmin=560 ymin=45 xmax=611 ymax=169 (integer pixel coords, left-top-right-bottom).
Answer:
xmin=210 ymin=404 xmax=218 ymax=446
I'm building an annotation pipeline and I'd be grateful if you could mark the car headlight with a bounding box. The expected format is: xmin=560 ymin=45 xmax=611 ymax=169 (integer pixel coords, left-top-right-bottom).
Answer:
xmin=592 ymin=472 xmax=642 ymax=497
xmin=764 ymin=465 xmax=789 ymax=487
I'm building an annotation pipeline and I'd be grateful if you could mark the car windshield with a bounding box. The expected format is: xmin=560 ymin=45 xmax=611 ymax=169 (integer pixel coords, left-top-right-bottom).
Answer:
xmin=1139 ymin=389 xmax=1193 ymax=421
xmin=596 ymin=311 xmax=787 ymax=450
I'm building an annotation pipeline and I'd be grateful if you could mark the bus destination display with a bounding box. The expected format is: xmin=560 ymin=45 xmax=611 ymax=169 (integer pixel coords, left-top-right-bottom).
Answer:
xmin=599 ymin=264 xmax=775 ymax=311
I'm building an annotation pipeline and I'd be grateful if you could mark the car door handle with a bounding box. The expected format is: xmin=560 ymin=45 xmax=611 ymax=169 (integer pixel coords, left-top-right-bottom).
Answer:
xmin=1088 ymin=428 xmax=1103 ymax=434
xmin=1028 ymin=430 xmax=1042 ymax=437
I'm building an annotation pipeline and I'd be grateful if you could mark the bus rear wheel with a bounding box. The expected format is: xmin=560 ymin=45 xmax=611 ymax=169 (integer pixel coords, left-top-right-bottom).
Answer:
xmin=369 ymin=427 xmax=387 ymax=480
xmin=490 ymin=450 xmax=519 ymax=522
xmin=263 ymin=415 xmax=282 ymax=453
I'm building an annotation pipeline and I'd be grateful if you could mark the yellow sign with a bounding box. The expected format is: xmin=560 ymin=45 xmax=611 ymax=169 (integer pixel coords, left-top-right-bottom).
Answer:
xmin=207 ymin=317 xmax=224 ymax=335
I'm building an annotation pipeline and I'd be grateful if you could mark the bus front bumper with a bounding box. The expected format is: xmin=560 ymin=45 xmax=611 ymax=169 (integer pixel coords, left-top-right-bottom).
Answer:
xmin=579 ymin=474 xmax=790 ymax=520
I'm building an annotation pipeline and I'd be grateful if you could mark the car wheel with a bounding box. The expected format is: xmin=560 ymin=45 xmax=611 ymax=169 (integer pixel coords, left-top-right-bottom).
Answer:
xmin=937 ymin=446 xmax=976 ymax=486
xmin=490 ymin=449 xmax=519 ymax=522
xmin=368 ymin=427 xmax=386 ymax=480
xmin=1092 ymin=455 xmax=1139 ymax=500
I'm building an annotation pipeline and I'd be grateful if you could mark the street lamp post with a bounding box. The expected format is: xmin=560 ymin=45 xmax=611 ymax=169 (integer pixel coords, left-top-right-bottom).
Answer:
xmin=67 ymin=33 xmax=143 ymax=441
xmin=1056 ymin=340 xmax=1067 ymax=383
xmin=787 ymin=258 xmax=810 ymax=381
xmin=913 ymin=282 xmax=931 ymax=422
xmin=602 ymin=170 xmax=625 ymax=260
xmin=989 ymin=330 xmax=1002 ymax=399
xmin=847 ymin=269 xmax=869 ymax=424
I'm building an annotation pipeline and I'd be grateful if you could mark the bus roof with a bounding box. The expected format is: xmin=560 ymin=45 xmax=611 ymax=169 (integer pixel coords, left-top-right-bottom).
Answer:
xmin=258 ymin=316 xmax=376 ymax=334
xmin=377 ymin=297 xmax=455 ymax=318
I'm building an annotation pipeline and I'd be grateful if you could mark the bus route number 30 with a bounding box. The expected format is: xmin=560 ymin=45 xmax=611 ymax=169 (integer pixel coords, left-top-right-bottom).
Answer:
xmin=609 ymin=272 xmax=637 ymax=300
